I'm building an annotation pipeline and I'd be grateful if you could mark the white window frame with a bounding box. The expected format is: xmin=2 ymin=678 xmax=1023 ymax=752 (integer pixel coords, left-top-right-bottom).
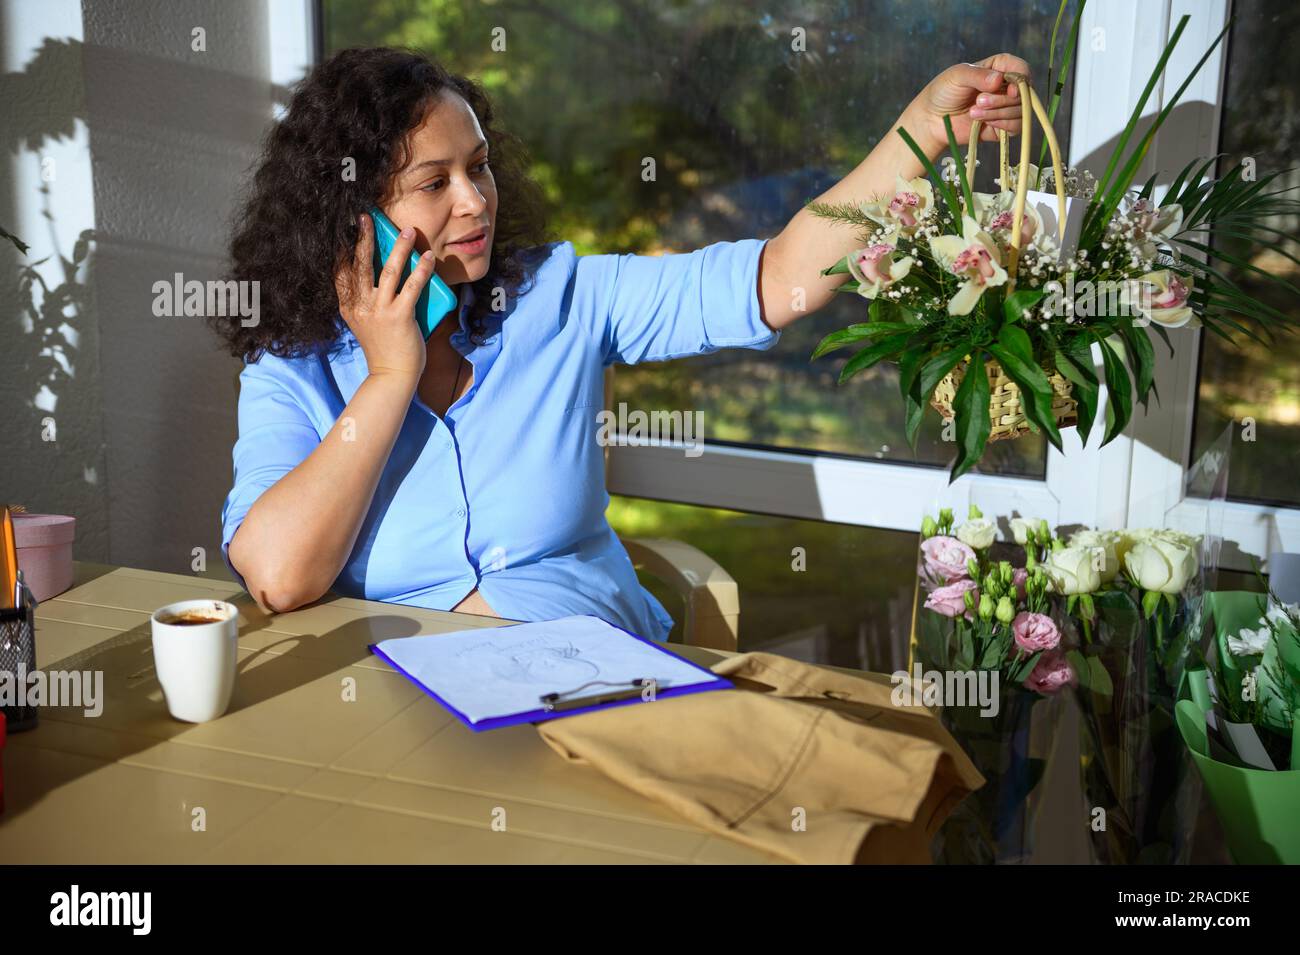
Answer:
xmin=609 ymin=0 xmax=1298 ymax=571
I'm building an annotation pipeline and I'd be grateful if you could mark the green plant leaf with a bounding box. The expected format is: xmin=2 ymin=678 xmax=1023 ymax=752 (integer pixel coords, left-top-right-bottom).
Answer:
xmin=1120 ymin=323 xmax=1157 ymax=409
xmin=919 ymin=344 xmax=972 ymax=400
xmin=895 ymin=125 xmax=962 ymax=224
xmin=1038 ymin=0 xmax=1086 ymax=169
xmin=1142 ymin=589 xmax=1162 ymax=618
xmin=943 ymin=113 xmax=974 ymax=216
xmin=1003 ymin=289 xmax=1046 ymax=326
xmin=949 ymin=348 xmax=992 ymax=482
xmin=1055 ymin=342 xmax=1099 ymax=447
xmin=1095 ymin=334 xmax=1132 ymax=445
xmin=811 ymin=322 xmax=916 ymax=360
xmin=837 ymin=331 xmax=913 ymax=384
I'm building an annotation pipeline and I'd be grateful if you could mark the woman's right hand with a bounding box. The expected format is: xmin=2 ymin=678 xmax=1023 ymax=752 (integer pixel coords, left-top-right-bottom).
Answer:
xmin=334 ymin=213 xmax=436 ymax=383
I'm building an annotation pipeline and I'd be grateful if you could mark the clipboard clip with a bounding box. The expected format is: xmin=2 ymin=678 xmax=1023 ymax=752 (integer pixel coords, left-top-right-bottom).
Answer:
xmin=539 ymin=678 xmax=662 ymax=713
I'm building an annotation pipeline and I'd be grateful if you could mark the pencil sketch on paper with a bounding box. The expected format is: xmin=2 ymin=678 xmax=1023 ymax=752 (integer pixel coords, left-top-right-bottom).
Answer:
xmin=484 ymin=641 xmax=600 ymax=687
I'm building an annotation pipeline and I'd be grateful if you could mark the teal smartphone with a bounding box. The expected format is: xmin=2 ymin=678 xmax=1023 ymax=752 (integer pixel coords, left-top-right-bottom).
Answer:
xmin=369 ymin=207 xmax=458 ymax=340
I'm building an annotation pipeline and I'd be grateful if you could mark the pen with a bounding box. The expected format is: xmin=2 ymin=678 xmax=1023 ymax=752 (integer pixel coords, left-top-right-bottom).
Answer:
xmin=540 ymin=686 xmax=650 ymax=713
xmin=0 ymin=507 xmax=17 ymax=611
xmin=539 ymin=678 xmax=662 ymax=713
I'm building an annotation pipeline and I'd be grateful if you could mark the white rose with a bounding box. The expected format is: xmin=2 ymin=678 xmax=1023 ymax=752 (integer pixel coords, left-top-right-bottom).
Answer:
xmin=1070 ymin=529 xmax=1123 ymax=584
xmin=1126 ymin=527 xmax=1201 ymax=550
xmin=1123 ymin=538 xmax=1198 ymax=594
xmin=1009 ymin=518 xmax=1036 ymax=546
xmin=1043 ymin=545 xmax=1103 ymax=595
xmin=955 ymin=518 xmax=996 ymax=550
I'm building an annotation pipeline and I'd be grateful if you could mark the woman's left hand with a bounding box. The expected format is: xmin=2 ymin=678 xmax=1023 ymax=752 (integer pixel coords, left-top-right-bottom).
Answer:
xmin=903 ymin=53 xmax=1033 ymax=155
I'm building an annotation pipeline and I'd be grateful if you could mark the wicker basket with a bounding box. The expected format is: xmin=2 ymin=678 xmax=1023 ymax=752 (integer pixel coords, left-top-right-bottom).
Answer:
xmin=930 ymin=358 xmax=1078 ymax=442
xmin=930 ymin=77 xmax=1074 ymax=444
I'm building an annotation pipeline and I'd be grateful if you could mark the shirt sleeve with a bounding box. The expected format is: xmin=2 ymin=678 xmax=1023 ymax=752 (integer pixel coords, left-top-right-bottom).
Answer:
xmin=220 ymin=355 xmax=323 ymax=589
xmin=577 ymin=236 xmax=780 ymax=366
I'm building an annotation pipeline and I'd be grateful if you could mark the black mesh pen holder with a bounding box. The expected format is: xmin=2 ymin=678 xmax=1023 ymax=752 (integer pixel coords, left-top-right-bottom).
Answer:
xmin=0 ymin=584 xmax=38 ymax=732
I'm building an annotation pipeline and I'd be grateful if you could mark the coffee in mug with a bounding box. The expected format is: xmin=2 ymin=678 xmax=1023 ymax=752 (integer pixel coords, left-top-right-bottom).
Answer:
xmin=150 ymin=599 xmax=238 ymax=722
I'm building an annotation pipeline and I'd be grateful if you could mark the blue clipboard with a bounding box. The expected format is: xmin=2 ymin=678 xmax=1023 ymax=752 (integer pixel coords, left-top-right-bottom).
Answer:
xmin=368 ymin=616 xmax=733 ymax=732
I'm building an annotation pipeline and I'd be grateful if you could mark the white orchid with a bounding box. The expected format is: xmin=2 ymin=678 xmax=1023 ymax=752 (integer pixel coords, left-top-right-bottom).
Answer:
xmin=1124 ymin=196 xmax=1183 ymax=259
xmin=1123 ymin=270 xmax=1197 ymax=329
xmin=930 ymin=215 xmax=1008 ymax=315
xmin=860 ymin=175 xmax=935 ymax=236
xmin=845 ymin=231 xmax=914 ymax=300
xmin=971 ymin=191 xmax=1054 ymax=258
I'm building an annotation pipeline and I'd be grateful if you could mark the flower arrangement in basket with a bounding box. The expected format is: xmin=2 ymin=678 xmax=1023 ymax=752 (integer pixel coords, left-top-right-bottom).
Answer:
xmin=810 ymin=5 xmax=1300 ymax=481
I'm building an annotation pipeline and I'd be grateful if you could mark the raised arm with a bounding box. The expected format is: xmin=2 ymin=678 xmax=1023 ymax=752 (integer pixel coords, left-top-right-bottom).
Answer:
xmin=757 ymin=54 xmax=1031 ymax=330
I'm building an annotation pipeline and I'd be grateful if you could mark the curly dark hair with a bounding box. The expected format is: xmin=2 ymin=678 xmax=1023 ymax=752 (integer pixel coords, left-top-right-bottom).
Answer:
xmin=213 ymin=47 xmax=554 ymax=362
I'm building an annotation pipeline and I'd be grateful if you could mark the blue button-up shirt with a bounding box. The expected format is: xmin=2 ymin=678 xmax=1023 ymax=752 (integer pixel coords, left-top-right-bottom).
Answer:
xmin=220 ymin=237 xmax=778 ymax=641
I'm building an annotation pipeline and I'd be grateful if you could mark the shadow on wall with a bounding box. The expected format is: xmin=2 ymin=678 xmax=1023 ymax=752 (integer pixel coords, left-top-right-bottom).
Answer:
xmin=0 ymin=36 xmax=110 ymax=559
xmin=3 ymin=21 xmax=286 ymax=577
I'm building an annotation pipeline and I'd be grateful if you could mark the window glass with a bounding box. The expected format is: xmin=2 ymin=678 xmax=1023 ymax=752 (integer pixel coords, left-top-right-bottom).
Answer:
xmin=1190 ymin=0 xmax=1300 ymax=506
xmin=323 ymin=0 xmax=1075 ymax=477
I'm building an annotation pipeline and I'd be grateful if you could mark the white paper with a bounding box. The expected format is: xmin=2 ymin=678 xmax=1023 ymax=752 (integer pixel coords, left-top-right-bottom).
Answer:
xmin=374 ymin=615 xmax=719 ymax=724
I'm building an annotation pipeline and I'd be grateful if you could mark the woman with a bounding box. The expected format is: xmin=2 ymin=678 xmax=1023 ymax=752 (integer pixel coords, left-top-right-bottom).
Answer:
xmin=215 ymin=46 xmax=1028 ymax=642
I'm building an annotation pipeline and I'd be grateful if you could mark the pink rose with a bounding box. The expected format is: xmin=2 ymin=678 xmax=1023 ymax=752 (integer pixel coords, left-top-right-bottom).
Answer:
xmin=920 ymin=535 xmax=977 ymax=586
xmin=1023 ymin=650 xmax=1077 ymax=695
xmin=1012 ymin=567 xmax=1028 ymax=601
xmin=1012 ymin=611 xmax=1060 ymax=653
xmin=925 ymin=578 xmax=979 ymax=618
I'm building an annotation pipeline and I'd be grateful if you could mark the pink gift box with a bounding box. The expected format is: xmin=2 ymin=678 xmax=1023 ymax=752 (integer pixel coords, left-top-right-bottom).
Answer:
xmin=13 ymin=513 xmax=75 ymax=602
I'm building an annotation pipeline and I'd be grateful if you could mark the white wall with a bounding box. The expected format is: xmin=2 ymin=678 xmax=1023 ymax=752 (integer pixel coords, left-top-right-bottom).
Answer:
xmin=1 ymin=0 xmax=311 ymax=576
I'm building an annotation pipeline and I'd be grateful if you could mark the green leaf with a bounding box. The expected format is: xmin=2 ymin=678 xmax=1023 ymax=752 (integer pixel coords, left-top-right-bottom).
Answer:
xmin=1120 ymin=323 xmax=1156 ymax=410
xmin=895 ymin=125 xmax=962 ymax=224
xmin=904 ymin=391 xmax=926 ymax=449
xmin=1003 ymin=289 xmax=1046 ymax=326
xmin=919 ymin=345 xmax=972 ymax=400
xmin=943 ymin=113 xmax=974 ymax=216
xmin=1095 ymin=335 xmax=1132 ymax=445
xmin=1092 ymin=14 xmax=1191 ymax=200
xmin=1054 ymin=342 xmax=1099 ymax=447
xmin=1066 ymin=650 xmax=1090 ymax=689
xmin=1142 ymin=589 xmax=1162 ymax=618
xmin=949 ymin=350 xmax=992 ymax=482
xmin=1087 ymin=657 xmax=1113 ymax=698
xmin=1148 ymin=321 xmax=1174 ymax=357
xmin=837 ymin=332 xmax=913 ymax=384
xmin=1038 ymin=0 xmax=1085 ymax=169
xmin=812 ymin=322 xmax=916 ymax=360
xmin=898 ymin=348 xmax=924 ymax=402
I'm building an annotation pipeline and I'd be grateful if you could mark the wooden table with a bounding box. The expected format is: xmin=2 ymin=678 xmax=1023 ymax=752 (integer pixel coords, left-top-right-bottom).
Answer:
xmin=0 ymin=563 xmax=780 ymax=863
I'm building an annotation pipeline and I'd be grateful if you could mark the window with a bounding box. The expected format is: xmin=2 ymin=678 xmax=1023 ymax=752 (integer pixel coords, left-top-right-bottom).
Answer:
xmin=1189 ymin=0 xmax=1300 ymax=508
xmin=321 ymin=0 xmax=1295 ymax=650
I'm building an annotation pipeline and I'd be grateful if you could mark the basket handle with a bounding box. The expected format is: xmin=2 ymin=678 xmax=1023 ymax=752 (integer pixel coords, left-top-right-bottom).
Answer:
xmin=963 ymin=72 xmax=1068 ymax=292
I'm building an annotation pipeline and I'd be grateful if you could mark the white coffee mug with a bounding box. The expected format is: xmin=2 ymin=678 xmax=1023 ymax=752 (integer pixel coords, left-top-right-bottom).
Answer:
xmin=150 ymin=599 xmax=238 ymax=722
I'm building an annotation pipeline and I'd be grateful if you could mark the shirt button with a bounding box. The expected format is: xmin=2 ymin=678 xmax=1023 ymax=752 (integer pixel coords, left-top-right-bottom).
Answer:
xmin=455 ymin=506 xmax=466 ymax=518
